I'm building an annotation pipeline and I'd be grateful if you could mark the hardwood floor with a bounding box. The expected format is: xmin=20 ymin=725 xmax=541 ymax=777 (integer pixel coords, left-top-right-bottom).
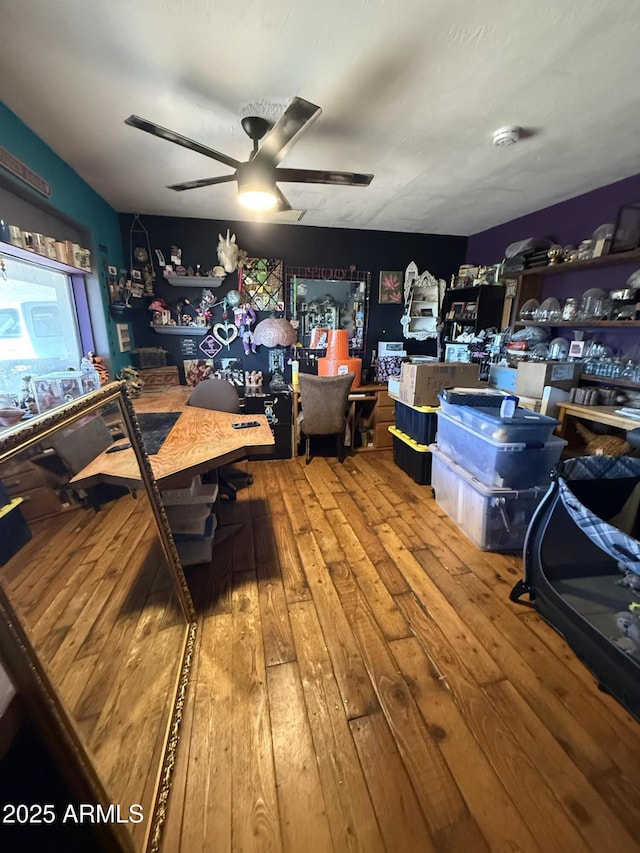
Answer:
xmin=164 ymin=449 xmax=640 ymax=853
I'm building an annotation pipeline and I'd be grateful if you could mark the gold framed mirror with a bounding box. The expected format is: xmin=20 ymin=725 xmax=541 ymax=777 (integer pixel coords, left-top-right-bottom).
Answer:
xmin=0 ymin=382 xmax=196 ymax=852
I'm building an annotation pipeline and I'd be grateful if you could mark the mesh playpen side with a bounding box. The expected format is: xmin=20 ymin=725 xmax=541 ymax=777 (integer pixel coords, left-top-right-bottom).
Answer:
xmin=511 ymin=455 xmax=640 ymax=721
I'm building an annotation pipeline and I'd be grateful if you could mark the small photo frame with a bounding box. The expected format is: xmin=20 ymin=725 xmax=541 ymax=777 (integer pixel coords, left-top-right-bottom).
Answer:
xmin=569 ymin=340 xmax=585 ymax=358
xmin=379 ymin=271 xmax=403 ymax=304
xmin=131 ymin=269 xmax=142 ymax=280
xmin=610 ymin=201 xmax=640 ymax=254
xmin=463 ymin=301 xmax=478 ymax=318
xmin=449 ymin=301 xmax=465 ymax=319
xmin=309 ymin=327 xmax=329 ymax=349
xmin=107 ymin=265 xmax=118 ymax=276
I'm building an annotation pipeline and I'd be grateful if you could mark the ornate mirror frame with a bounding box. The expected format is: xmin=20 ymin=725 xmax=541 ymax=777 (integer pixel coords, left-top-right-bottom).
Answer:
xmin=0 ymin=383 xmax=196 ymax=852
xmin=286 ymin=266 xmax=371 ymax=355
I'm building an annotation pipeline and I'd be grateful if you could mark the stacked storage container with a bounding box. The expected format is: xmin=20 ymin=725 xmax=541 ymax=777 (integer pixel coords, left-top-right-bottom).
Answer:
xmin=389 ymin=401 xmax=439 ymax=484
xmin=161 ymin=475 xmax=218 ymax=565
xmin=431 ymin=392 xmax=566 ymax=551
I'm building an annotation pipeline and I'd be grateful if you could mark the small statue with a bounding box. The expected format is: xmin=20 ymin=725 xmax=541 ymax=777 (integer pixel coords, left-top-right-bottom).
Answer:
xmin=244 ymin=370 xmax=263 ymax=392
xmin=118 ymin=365 xmax=144 ymax=398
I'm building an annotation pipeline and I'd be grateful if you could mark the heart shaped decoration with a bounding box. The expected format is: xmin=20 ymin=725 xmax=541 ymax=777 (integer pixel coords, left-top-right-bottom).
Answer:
xmin=213 ymin=321 xmax=238 ymax=349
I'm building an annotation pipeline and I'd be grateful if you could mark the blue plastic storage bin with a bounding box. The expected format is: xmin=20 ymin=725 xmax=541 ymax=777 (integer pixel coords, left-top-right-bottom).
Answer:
xmin=435 ymin=409 xmax=566 ymax=489
xmin=437 ymin=394 xmax=559 ymax=445
xmin=394 ymin=401 xmax=438 ymax=446
xmin=430 ymin=444 xmax=547 ymax=551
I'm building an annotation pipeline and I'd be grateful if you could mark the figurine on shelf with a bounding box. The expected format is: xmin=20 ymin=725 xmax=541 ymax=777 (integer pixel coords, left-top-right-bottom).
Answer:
xmin=234 ymin=303 xmax=257 ymax=355
xmin=148 ymin=297 xmax=172 ymax=325
xmin=117 ymin=365 xmax=144 ymax=398
xmin=83 ymin=352 xmax=110 ymax=386
xmin=244 ymin=370 xmax=263 ymax=392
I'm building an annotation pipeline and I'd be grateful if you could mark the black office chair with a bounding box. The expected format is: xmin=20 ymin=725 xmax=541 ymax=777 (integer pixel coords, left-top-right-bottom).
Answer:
xmin=187 ymin=378 xmax=253 ymax=499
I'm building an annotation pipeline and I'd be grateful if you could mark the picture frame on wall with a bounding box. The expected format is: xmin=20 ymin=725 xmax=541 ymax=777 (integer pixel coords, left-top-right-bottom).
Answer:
xmin=610 ymin=201 xmax=640 ymax=254
xmin=448 ymin=301 xmax=465 ymax=320
xmin=378 ymin=271 xmax=403 ymax=304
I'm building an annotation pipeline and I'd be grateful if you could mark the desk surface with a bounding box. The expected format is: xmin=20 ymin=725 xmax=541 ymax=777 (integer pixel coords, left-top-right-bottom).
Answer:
xmin=72 ymin=386 xmax=274 ymax=489
xmin=556 ymin=402 xmax=640 ymax=432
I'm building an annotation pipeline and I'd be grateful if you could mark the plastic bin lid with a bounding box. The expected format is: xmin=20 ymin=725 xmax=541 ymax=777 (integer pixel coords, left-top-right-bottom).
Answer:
xmin=439 ymin=388 xmax=507 ymax=407
xmin=439 ymin=394 xmax=559 ymax=427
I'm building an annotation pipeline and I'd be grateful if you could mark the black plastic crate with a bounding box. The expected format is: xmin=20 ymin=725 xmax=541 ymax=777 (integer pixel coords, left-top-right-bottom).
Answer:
xmin=390 ymin=427 xmax=433 ymax=485
xmin=394 ymin=401 xmax=438 ymax=446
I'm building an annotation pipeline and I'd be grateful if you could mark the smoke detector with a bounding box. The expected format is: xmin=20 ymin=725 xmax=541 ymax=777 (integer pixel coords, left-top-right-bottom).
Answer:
xmin=492 ymin=126 xmax=522 ymax=147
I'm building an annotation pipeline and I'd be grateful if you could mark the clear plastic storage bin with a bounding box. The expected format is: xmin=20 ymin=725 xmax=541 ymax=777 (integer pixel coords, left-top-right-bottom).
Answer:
xmin=435 ymin=409 xmax=566 ymax=489
xmin=437 ymin=394 xmax=559 ymax=444
xmin=430 ymin=444 xmax=547 ymax=551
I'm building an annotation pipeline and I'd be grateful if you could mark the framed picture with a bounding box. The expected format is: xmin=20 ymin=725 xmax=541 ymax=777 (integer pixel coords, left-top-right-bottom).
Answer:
xmin=568 ymin=340 xmax=585 ymax=358
xmin=464 ymin=301 xmax=478 ymax=318
xmin=309 ymin=327 xmax=329 ymax=349
xmin=379 ymin=271 xmax=403 ymax=304
xmin=610 ymin=201 xmax=640 ymax=254
xmin=448 ymin=301 xmax=465 ymax=319
xmin=183 ymin=358 xmax=214 ymax=386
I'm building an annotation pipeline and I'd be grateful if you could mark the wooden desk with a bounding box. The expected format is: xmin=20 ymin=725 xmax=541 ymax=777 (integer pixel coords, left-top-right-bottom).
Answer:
xmin=556 ymin=402 xmax=640 ymax=440
xmin=72 ymin=386 xmax=274 ymax=490
xmin=292 ymin=383 xmax=394 ymax=451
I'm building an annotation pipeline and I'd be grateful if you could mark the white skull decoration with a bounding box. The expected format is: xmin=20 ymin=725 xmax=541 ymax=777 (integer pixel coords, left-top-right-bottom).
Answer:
xmin=217 ymin=229 xmax=239 ymax=273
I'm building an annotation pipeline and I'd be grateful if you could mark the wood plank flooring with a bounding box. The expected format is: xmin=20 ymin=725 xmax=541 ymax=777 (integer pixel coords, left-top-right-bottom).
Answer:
xmin=165 ymin=449 xmax=640 ymax=853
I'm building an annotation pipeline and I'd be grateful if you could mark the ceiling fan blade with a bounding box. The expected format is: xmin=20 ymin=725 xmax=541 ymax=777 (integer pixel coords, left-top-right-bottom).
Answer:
xmin=273 ymin=186 xmax=292 ymax=212
xmin=252 ymin=98 xmax=321 ymax=167
xmin=167 ymin=174 xmax=236 ymax=192
xmin=125 ymin=115 xmax=242 ymax=170
xmin=275 ymin=168 xmax=373 ymax=187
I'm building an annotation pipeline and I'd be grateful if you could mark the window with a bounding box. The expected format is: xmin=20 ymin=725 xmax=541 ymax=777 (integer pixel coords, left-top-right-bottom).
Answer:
xmin=0 ymin=256 xmax=83 ymax=399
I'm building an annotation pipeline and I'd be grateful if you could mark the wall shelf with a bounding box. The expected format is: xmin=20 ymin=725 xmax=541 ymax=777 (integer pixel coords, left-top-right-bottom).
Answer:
xmin=151 ymin=325 xmax=208 ymax=336
xmin=164 ymin=274 xmax=226 ymax=288
xmin=581 ymin=374 xmax=640 ymax=390
xmin=519 ymin=247 xmax=640 ymax=277
xmin=518 ymin=320 xmax=640 ymax=328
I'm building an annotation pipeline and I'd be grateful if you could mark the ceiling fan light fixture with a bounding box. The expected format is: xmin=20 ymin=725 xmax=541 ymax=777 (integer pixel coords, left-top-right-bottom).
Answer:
xmin=238 ymin=188 xmax=278 ymax=211
xmin=237 ymin=163 xmax=278 ymax=210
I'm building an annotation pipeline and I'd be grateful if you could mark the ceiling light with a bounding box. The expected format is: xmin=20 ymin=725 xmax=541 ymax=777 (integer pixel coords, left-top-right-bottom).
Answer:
xmin=492 ymin=126 xmax=522 ymax=147
xmin=237 ymin=162 xmax=278 ymax=211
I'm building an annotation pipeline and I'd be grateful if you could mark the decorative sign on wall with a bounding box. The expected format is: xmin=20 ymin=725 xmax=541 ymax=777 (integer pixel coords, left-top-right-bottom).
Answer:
xmin=0 ymin=146 xmax=52 ymax=197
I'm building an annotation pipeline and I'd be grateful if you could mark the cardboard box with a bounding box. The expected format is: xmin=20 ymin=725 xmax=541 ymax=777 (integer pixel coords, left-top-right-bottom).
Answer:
xmin=389 ymin=362 xmax=481 ymax=407
xmin=515 ymin=361 xmax=582 ymax=399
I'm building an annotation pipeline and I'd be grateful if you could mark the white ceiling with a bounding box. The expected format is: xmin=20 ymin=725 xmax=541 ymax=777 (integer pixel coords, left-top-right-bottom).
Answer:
xmin=1 ymin=0 xmax=639 ymax=236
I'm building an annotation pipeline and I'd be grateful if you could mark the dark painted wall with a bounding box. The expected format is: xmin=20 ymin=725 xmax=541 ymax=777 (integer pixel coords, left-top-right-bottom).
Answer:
xmin=466 ymin=172 xmax=640 ymax=355
xmin=119 ymin=214 xmax=467 ymax=383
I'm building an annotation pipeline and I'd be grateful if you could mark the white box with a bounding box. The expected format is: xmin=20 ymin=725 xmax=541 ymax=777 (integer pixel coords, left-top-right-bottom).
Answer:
xmin=378 ymin=341 xmax=406 ymax=358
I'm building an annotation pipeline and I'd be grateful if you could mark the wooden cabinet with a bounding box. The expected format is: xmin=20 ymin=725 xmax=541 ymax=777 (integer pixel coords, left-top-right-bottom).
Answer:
xmin=350 ymin=386 xmax=395 ymax=450
xmin=293 ymin=384 xmax=395 ymax=452
xmin=442 ymin=284 xmax=505 ymax=342
xmin=2 ymin=458 xmax=71 ymax=521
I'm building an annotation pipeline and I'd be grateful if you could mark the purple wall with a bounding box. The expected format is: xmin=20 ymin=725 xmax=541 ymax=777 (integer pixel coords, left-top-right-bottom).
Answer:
xmin=467 ymin=173 xmax=640 ymax=265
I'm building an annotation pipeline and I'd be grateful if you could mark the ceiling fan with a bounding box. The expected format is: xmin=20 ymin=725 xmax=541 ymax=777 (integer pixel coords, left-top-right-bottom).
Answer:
xmin=125 ymin=97 xmax=373 ymax=212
